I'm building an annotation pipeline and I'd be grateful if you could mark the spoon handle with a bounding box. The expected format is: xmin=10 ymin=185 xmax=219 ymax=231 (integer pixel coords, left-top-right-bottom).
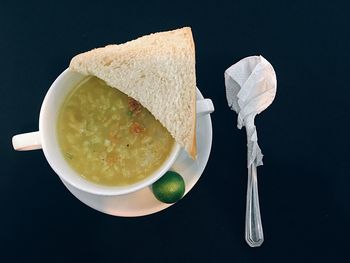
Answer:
xmin=245 ymin=163 xmax=264 ymax=247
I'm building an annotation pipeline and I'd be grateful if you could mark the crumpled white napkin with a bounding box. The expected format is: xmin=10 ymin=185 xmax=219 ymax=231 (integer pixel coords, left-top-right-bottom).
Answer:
xmin=225 ymin=55 xmax=277 ymax=167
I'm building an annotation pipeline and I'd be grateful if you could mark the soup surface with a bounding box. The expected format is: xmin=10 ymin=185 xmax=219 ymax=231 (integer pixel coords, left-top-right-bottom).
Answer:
xmin=57 ymin=76 xmax=174 ymax=186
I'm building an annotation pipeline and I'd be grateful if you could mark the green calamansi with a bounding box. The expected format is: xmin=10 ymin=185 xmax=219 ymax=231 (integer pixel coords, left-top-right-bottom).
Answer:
xmin=152 ymin=171 xmax=185 ymax=204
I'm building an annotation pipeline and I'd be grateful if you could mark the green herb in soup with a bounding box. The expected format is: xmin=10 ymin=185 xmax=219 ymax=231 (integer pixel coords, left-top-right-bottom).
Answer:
xmin=57 ymin=76 xmax=174 ymax=186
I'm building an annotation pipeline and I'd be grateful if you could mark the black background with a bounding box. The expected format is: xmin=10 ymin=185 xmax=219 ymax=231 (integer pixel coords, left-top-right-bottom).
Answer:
xmin=1 ymin=0 xmax=349 ymax=262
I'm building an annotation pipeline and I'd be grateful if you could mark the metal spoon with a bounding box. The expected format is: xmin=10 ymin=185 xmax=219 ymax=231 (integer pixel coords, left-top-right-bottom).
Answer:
xmin=225 ymin=55 xmax=277 ymax=247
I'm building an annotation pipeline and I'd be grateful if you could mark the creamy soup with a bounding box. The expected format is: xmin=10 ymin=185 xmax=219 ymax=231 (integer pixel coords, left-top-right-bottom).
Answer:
xmin=57 ymin=76 xmax=174 ymax=186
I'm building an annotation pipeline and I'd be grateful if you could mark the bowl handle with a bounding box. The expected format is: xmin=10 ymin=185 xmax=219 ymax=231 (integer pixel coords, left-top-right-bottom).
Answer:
xmin=196 ymin=99 xmax=214 ymax=117
xmin=12 ymin=131 xmax=42 ymax=151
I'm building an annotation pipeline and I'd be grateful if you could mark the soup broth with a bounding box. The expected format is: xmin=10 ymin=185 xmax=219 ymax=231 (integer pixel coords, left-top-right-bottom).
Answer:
xmin=57 ymin=76 xmax=174 ymax=186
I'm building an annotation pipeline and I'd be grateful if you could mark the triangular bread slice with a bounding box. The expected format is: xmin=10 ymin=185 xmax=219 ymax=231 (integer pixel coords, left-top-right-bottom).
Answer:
xmin=69 ymin=27 xmax=197 ymax=159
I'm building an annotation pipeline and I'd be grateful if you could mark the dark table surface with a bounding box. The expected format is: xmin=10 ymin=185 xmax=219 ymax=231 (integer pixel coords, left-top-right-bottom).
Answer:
xmin=1 ymin=0 xmax=349 ymax=262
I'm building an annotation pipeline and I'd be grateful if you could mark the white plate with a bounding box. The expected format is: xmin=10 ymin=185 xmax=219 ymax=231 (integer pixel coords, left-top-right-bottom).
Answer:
xmin=61 ymin=88 xmax=213 ymax=217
